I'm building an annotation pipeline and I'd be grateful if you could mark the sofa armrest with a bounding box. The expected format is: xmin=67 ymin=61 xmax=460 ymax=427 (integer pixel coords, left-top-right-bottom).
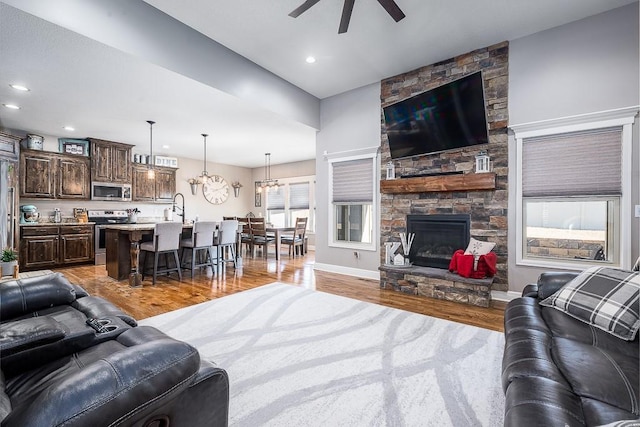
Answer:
xmin=0 ymin=273 xmax=77 ymax=320
xmin=521 ymin=284 xmax=538 ymax=298
xmin=2 ymin=334 xmax=201 ymax=427
xmin=536 ymin=272 xmax=579 ymax=300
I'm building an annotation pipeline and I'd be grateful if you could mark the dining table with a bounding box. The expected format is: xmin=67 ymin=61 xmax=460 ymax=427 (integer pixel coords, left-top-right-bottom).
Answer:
xmin=266 ymin=226 xmax=296 ymax=260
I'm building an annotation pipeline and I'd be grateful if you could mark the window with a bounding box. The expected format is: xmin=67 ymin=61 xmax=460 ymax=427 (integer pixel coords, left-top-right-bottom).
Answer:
xmin=329 ymin=152 xmax=377 ymax=250
xmin=265 ymin=177 xmax=314 ymax=230
xmin=512 ymin=108 xmax=637 ymax=269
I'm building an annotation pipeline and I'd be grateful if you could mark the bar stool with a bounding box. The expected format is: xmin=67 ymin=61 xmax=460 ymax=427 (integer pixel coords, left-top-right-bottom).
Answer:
xmin=214 ymin=219 xmax=239 ymax=272
xmin=180 ymin=221 xmax=218 ymax=278
xmin=140 ymin=222 xmax=183 ymax=285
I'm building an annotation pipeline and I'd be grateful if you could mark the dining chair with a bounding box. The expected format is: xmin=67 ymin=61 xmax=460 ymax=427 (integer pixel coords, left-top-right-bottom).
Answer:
xmin=179 ymin=221 xmax=218 ymax=278
xmin=214 ymin=219 xmax=239 ymax=271
xmin=249 ymin=219 xmax=274 ymax=258
xmin=239 ymin=221 xmax=252 ymax=257
xmin=140 ymin=222 xmax=183 ymax=285
xmin=281 ymin=217 xmax=308 ymax=257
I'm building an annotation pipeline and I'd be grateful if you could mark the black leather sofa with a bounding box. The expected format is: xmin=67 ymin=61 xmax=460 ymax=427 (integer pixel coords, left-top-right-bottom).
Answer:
xmin=502 ymin=272 xmax=639 ymax=426
xmin=0 ymin=273 xmax=229 ymax=426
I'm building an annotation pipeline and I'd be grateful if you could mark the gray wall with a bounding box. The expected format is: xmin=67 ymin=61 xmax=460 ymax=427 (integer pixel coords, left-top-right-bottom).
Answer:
xmin=507 ymin=3 xmax=640 ymax=292
xmin=315 ymin=82 xmax=382 ymax=276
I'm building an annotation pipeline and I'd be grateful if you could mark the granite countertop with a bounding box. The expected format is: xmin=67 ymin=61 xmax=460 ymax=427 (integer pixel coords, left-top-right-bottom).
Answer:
xmin=104 ymin=222 xmax=193 ymax=231
xmin=20 ymin=221 xmax=95 ymax=226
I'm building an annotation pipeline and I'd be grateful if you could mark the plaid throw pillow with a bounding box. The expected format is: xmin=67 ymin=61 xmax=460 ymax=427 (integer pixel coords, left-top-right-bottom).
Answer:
xmin=540 ymin=267 xmax=640 ymax=341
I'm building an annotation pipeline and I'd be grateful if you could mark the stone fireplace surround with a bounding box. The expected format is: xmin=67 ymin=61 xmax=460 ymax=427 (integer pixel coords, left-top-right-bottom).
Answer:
xmin=379 ymin=41 xmax=509 ymax=306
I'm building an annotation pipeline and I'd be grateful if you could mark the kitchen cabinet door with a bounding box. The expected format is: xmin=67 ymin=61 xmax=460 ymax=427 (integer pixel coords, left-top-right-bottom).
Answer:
xmin=60 ymin=225 xmax=93 ymax=264
xmin=155 ymin=168 xmax=176 ymax=202
xmin=91 ymin=142 xmax=112 ymax=182
xmin=132 ymin=165 xmax=156 ymax=201
xmin=57 ymin=156 xmax=91 ymax=199
xmin=20 ymin=151 xmax=56 ymax=198
xmin=0 ymin=132 xmax=19 ymax=162
xmin=20 ymin=231 xmax=59 ymax=270
xmin=90 ymin=139 xmax=132 ymax=184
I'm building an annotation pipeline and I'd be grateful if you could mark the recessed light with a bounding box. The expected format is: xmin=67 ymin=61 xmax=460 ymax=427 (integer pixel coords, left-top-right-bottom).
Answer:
xmin=3 ymin=104 xmax=20 ymax=110
xmin=9 ymin=84 xmax=29 ymax=91
xmin=63 ymin=126 xmax=75 ymax=131
xmin=305 ymin=56 xmax=316 ymax=64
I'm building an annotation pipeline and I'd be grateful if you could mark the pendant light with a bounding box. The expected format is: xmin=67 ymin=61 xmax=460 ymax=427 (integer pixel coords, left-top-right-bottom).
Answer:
xmin=200 ymin=133 xmax=210 ymax=182
xmin=189 ymin=133 xmax=210 ymax=195
xmin=146 ymin=120 xmax=155 ymax=179
xmin=257 ymin=152 xmax=278 ymax=192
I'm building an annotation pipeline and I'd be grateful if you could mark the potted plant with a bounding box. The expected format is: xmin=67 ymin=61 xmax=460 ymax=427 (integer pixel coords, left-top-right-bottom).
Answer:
xmin=1 ymin=248 xmax=18 ymax=277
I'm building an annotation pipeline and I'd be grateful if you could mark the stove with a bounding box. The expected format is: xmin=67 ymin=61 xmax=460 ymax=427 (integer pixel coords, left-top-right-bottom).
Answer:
xmin=89 ymin=210 xmax=129 ymax=265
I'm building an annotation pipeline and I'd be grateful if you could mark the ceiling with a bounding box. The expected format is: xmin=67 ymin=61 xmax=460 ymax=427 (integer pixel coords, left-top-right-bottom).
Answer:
xmin=0 ymin=0 xmax=635 ymax=168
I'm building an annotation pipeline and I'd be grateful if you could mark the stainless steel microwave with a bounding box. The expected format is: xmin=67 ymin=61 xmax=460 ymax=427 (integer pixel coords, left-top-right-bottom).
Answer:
xmin=91 ymin=182 xmax=132 ymax=201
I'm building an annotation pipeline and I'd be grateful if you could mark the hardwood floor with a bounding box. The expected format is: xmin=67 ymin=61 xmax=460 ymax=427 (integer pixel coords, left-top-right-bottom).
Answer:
xmin=55 ymin=251 xmax=505 ymax=332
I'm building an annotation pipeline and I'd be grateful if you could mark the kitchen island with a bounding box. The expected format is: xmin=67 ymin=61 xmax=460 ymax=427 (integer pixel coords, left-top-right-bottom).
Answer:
xmin=104 ymin=223 xmax=192 ymax=287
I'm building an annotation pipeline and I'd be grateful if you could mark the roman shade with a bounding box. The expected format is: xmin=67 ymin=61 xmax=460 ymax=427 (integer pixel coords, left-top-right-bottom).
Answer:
xmin=289 ymin=182 xmax=310 ymax=209
xmin=522 ymin=127 xmax=622 ymax=197
xmin=332 ymin=158 xmax=373 ymax=203
xmin=266 ymin=188 xmax=285 ymax=210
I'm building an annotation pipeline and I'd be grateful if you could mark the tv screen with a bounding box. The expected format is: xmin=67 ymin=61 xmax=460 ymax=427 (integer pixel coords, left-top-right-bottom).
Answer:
xmin=383 ymin=71 xmax=489 ymax=159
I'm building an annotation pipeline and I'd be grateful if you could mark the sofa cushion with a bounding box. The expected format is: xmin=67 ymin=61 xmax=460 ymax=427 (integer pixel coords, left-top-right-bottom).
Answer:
xmin=553 ymin=337 xmax=639 ymax=416
xmin=540 ymin=267 xmax=640 ymax=340
xmin=0 ymin=317 xmax=65 ymax=357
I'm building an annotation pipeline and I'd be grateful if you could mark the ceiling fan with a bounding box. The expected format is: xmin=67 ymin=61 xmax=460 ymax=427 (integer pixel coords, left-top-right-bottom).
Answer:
xmin=289 ymin=0 xmax=406 ymax=34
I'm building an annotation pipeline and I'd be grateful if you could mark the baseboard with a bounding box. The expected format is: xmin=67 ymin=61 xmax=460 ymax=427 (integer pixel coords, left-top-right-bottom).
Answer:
xmin=491 ymin=290 xmax=521 ymax=302
xmin=313 ymin=263 xmax=380 ymax=281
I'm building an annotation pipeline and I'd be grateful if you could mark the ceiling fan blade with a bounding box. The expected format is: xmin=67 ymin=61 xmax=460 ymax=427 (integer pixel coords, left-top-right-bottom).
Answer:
xmin=289 ymin=0 xmax=322 ymax=18
xmin=376 ymin=0 xmax=406 ymax=22
xmin=338 ymin=0 xmax=355 ymax=34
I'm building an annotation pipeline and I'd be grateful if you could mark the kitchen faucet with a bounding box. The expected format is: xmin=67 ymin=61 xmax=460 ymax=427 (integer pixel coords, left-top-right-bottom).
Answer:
xmin=172 ymin=193 xmax=185 ymax=224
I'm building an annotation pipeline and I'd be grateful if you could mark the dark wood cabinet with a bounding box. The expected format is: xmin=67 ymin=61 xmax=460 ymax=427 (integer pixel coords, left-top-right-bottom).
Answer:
xmin=0 ymin=132 xmax=20 ymax=162
xmin=20 ymin=224 xmax=94 ymax=271
xmin=20 ymin=150 xmax=90 ymax=199
xmin=89 ymin=138 xmax=133 ymax=184
xmin=132 ymin=165 xmax=176 ymax=202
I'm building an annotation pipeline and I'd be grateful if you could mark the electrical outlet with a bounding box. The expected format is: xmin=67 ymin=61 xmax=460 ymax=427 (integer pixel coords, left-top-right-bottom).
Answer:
xmin=353 ymin=251 xmax=359 ymax=259
xmin=636 ymin=205 xmax=640 ymax=218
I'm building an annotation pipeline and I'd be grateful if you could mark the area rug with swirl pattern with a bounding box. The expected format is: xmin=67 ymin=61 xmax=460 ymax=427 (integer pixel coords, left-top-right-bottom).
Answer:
xmin=140 ymin=283 xmax=505 ymax=426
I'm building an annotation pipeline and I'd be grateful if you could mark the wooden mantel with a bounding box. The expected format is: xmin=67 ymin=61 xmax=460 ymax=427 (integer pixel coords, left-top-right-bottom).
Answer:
xmin=380 ymin=172 xmax=496 ymax=194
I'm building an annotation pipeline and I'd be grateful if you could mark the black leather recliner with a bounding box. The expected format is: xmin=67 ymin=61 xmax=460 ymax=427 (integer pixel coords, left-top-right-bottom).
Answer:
xmin=0 ymin=273 xmax=229 ymax=426
xmin=502 ymin=272 xmax=639 ymax=426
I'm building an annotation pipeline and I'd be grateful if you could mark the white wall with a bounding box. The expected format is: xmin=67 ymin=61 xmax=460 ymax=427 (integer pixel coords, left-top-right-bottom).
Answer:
xmin=315 ymin=82 xmax=382 ymax=278
xmin=507 ymin=3 xmax=640 ymax=292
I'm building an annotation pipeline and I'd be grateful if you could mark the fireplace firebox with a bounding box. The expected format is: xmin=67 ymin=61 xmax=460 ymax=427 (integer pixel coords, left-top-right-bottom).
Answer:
xmin=407 ymin=214 xmax=471 ymax=269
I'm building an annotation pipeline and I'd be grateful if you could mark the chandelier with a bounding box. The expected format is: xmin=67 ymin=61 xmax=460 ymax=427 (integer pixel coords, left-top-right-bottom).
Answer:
xmin=257 ymin=152 xmax=278 ymax=193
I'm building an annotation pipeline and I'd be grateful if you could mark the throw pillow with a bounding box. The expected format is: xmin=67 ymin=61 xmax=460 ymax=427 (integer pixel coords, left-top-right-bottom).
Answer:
xmin=464 ymin=237 xmax=496 ymax=256
xmin=540 ymin=266 xmax=640 ymax=341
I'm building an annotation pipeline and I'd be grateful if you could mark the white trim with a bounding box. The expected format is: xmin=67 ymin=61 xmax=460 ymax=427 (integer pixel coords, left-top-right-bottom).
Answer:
xmin=491 ymin=290 xmax=521 ymax=302
xmin=510 ymin=106 xmax=639 ymax=138
xmin=513 ymin=108 xmax=638 ymax=270
xmin=323 ymin=145 xmax=379 ymax=161
xmin=313 ymin=262 xmax=380 ymax=281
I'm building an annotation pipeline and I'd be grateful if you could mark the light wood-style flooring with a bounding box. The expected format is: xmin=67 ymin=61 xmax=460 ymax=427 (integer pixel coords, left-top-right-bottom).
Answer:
xmin=55 ymin=251 xmax=505 ymax=332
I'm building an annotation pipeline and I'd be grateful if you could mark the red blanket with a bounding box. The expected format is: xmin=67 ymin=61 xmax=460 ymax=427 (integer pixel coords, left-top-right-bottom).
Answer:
xmin=448 ymin=249 xmax=497 ymax=279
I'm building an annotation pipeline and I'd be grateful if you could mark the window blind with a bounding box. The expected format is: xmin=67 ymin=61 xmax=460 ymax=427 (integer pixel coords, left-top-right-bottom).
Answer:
xmin=332 ymin=158 xmax=373 ymax=203
xmin=266 ymin=188 xmax=285 ymax=210
xmin=289 ymin=182 xmax=310 ymax=209
xmin=522 ymin=127 xmax=622 ymax=197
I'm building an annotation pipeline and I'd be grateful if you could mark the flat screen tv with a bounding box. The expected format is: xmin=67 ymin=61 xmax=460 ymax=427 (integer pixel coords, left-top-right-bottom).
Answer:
xmin=383 ymin=71 xmax=489 ymax=159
